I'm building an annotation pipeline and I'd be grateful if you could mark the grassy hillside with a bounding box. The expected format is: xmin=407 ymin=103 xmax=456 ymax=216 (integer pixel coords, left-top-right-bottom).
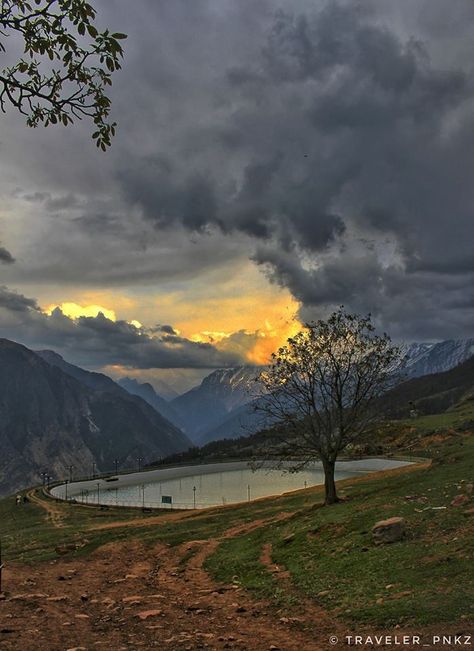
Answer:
xmin=206 ymin=433 xmax=473 ymax=626
xmin=0 ymin=397 xmax=472 ymax=630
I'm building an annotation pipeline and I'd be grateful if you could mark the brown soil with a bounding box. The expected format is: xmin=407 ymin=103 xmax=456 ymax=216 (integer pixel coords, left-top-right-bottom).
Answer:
xmin=0 ymin=514 xmax=328 ymax=651
xmin=0 ymin=507 xmax=469 ymax=651
xmin=2 ymin=465 xmax=467 ymax=651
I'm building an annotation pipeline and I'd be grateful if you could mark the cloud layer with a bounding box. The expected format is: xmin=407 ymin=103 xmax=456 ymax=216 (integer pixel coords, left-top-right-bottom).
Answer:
xmin=0 ymin=0 xmax=472 ymax=370
xmin=0 ymin=286 xmax=243 ymax=369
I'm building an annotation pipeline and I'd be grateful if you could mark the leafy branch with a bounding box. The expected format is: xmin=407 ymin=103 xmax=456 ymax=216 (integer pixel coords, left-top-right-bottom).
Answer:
xmin=0 ymin=0 xmax=126 ymax=149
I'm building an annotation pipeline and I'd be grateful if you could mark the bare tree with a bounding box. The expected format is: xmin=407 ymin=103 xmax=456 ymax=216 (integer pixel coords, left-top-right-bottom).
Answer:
xmin=0 ymin=0 xmax=126 ymax=149
xmin=254 ymin=308 xmax=401 ymax=505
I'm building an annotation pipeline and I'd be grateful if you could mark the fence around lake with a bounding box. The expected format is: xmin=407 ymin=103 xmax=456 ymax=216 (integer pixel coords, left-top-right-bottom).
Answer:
xmin=49 ymin=458 xmax=416 ymax=511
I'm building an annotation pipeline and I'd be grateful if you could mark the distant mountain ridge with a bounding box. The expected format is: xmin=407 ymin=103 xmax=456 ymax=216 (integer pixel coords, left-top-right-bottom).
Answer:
xmin=0 ymin=340 xmax=191 ymax=496
xmin=156 ymin=355 xmax=474 ymax=467
xmin=37 ymin=349 xmax=125 ymax=394
xmin=175 ymin=338 xmax=474 ymax=445
xmin=380 ymin=355 xmax=474 ymax=419
xmin=117 ymin=377 xmax=181 ymax=428
xmin=170 ymin=366 xmax=264 ymax=440
xmin=399 ymin=339 xmax=474 ymax=378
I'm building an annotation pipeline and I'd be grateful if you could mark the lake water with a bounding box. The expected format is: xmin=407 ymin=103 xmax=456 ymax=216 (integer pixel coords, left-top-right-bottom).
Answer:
xmin=51 ymin=458 xmax=413 ymax=510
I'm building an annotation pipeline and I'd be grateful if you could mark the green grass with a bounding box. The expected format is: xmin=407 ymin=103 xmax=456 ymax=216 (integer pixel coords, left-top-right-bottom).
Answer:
xmin=0 ymin=482 xmax=314 ymax=564
xmin=206 ymin=433 xmax=474 ymax=627
xmin=0 ymin=493 xmax=172 ymax=563
xmin=1 ymin=405 xmax=473 ymax=629
xmin=400 ymin=394 xmax=474 ymax=434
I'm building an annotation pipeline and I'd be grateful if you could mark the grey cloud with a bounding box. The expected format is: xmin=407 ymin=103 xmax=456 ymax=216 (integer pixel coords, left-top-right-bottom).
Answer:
xmin=22 ymin=191 xmax=51 ymax=203
xmin=0 ymin=286 xmax=38 ymax=312
xmin=153 ymin=325 xmax=178 ymax=335
xmin=19 ymin=191 xmax=79 ymax=211
xmin=258 ymin=245 xmax=474 ymax=340
xmin=0 ymin=245 xmax=15 ymax=264
xmin=117 ymin=157 xmax=217 ymax=232
xmin=0 ymin=286 xmax=244 ymax=369
xmin=0 ymin=0 xmax=473 ymax=342
xmin=116 ymin=2 xmax=474 ymax=272
xmin=45 ymin=194 xmax=79 ymax=212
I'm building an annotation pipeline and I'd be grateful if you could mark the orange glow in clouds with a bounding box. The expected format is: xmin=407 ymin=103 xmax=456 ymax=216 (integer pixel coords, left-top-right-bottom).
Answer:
xmin=186 ymin=291 xmax=302 ymax=365
xmin=45 ymin=302 xmax=117 ymax=321
xmin=42 ymin=280 xmax=303 ymax=366
xmin=247 ymin=317 xmax=302 ymax=364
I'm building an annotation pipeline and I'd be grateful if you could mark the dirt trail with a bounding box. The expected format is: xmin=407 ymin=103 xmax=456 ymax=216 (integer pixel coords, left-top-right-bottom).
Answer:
xmin=0 ymin=512 xmax=329 ymax=651
xmin=87 ymin=502 xmax=291 ymax=533
xmin=0 ymin=499 xmax=465 ymax=651
xmin=26 ymin=488 xmax=66 ymax=528
xmin=259 ymin=541 xmax=347 ymax=632
xmin=88 ymin=507 xmax=205 ymax=531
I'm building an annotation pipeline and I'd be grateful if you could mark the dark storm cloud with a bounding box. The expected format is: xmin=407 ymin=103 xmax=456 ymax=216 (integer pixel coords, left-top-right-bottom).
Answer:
xmin=0 ymin=286 xmax=38 ymax=312
xmin=112 ymin=0 xmax=474 ymax=339
xmin=1 ymin=0 xmax=473 ymax=344
xmin=0 ymin=286 xmax=243 ymax=369
xmin=152 ymin=325 xmax=178 ymax=336
xmin=0 ymin=245 xmax=15 ymax=264
xmin=117 ymin=156 xmax=217 ymax=232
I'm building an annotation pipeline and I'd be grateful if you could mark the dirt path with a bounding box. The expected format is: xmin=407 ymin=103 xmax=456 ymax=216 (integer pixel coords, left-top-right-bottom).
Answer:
xmin=26 ymin=488 xmax=66 ymax=528
xmin=0 ymin=513 xmax=329 ymax=651
xmin=88 ymin=508 xmax=204 ymax=531
xmin=259 ymin=541 xmax=348 ymax=638
xmin=0 ymin=501 xmax=466 ymax=651
xmin=87 ymin=502 xmax=291 ymax=533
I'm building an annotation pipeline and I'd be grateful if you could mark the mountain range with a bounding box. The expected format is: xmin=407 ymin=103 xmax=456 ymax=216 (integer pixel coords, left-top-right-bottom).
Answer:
xmin=167 ymin=338 xmax=474 ymax=445
xmin=169 ymin=366 xmax=264 ymax=441
xmin=0 ymin=336 xmax=472 ymax=496
xmin=117 ymin=376 xmax=182 ymax=428
xmin=0 ymin=340 xmax=191 ymax=496
xmin=153 ymin=355 xmax=474 ymax=467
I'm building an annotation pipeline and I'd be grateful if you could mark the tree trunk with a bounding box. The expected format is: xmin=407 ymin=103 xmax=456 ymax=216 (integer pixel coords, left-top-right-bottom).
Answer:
xmin=322 ymin=457 xmax=338 ymax=505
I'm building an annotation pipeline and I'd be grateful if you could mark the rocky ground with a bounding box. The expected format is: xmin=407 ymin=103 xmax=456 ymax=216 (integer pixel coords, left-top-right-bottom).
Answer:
xmin=1 ymin=516 xmax=469 ymax=651
xmin=1 ymin=430 xmax=472 ymax=651
xmin=0 ymin=517 xmax=334 ymax=651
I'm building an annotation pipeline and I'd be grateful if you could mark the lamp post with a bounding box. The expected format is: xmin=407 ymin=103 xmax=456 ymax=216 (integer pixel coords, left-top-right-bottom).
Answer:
xmin=68 ymin=465 xmax=75 ymax=482
xmin=137 ymin=457 xmax=143 ymax=472
xmin=193 ymin=485 xmax=196 ymax=509
xmin=114 ymin=458 xmax=119 ymax=474
xmin=40 ymin=471 xmax=48 ymax=487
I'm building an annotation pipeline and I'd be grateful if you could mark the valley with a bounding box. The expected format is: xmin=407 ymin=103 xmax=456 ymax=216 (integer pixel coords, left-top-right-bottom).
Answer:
xmin=2 ymin=4 xmax=473 ymax=648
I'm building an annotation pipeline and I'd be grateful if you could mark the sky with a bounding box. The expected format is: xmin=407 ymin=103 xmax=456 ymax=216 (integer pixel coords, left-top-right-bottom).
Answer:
xmin=0 ymin=0 xmax=473 ymax=394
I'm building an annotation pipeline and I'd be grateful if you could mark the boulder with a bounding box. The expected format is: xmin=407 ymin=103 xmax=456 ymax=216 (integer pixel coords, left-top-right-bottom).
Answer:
xmin=372 ymin=517 xmax=405 ymax=545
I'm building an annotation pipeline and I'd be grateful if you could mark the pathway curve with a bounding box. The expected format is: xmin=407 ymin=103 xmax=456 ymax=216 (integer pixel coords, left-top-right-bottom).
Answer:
xmin=0 ymin=512 xmax=331 ymax=651
xmin=26 ymin=487 xmax=66 ymax=528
